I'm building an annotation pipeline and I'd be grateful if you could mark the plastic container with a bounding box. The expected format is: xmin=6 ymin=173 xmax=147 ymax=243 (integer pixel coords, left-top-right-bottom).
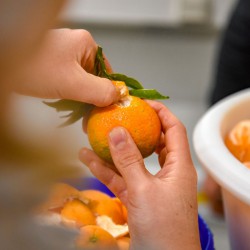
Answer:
xmin=193 ymin=89 xmax=250 ymax=250
xmin=70 ymin=176 xmax=214 ymax=250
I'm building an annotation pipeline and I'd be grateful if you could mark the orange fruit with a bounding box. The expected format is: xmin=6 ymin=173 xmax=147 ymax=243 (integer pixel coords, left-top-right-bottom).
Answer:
xmin=79 ymin=189 xmax=126 ymax=225
xmin=90 ymin=197 xmax=125 ymax=225
xmin=37 ymin=182 xmax=79 ymax=213
xmin=79 ymin=189 xmax=111 ymax=202
xmin=225 ymin=120 xmax=250 ymax=163
xmin=113 ymin=198 xmax=128 ymax=223
xmin=117 ymin=237 xmax=130 ymax=250
xmin=243 ymin=162 xmax=250 ymax=169
xmin=87 ymin=81 xmax=161 ymax=163
xmin=61 ymin=199 xmax=96 ymax=227
xmin=76 ymin=225 xmax=119 ymax=250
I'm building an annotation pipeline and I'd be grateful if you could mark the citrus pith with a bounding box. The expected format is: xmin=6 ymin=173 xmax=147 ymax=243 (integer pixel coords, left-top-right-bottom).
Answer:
xmin=87 ymin=86 xmax=161 ymax=163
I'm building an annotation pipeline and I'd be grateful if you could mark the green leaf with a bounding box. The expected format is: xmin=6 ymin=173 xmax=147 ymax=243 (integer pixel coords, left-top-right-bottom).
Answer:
xmin=129 ymin=89 xmax=169 ymax=100
xmin=43 ymin=99 xmax=83 ymax=112
xmin=58 ymin=110 xmax=83 ymax=127
xmin=44 ymin=100 xmax=93 ymax=127
xmin=109 ymin=73 xmax=144 ymax=89
xmin=95 ymin=46 xmax=109 ymax=78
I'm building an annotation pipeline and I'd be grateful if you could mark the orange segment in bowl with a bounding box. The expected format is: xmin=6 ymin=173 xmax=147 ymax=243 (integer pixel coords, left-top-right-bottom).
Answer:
xmin=225 ymin=120 xmax=250 ymax=162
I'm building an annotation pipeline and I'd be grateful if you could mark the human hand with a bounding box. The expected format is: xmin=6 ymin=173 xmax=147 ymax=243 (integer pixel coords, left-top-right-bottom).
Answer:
xmin=13 ymin=29 xmax=119 ymax=107
xmin=79 ymin=101 xmax=201 ymax=250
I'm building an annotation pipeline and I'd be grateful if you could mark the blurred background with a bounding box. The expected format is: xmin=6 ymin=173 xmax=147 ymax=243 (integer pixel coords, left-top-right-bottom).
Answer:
xmin=10 ymin=0 xmax=238 ymax=249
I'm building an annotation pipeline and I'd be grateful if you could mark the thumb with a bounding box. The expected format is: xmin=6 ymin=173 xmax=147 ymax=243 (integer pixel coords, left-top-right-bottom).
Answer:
xmin=108 ymin=127 xmax=149 ymax=186
xmin=64 ymin=69 xmax=120 ymax=107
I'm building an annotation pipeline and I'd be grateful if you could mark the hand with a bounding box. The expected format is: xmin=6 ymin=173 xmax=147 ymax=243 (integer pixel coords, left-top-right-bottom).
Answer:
xmin=13 ymin=28 xmax=119 ymax=107
xmin=79 ymin=101 xmax=201 ymax=250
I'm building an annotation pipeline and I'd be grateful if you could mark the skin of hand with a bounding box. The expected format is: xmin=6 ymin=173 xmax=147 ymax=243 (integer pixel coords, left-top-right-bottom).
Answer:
xmin=79 ymin=101 xmax=201 ymax=250
xmin=12 ymin=28 xmax=120 ymax=107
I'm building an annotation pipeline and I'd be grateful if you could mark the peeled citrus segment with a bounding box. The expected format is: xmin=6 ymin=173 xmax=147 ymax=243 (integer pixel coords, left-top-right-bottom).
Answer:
xmin=225 ymin=120 xmax=250 ymax=162
xmin=96 ymin=215 xmax=129 ymax=238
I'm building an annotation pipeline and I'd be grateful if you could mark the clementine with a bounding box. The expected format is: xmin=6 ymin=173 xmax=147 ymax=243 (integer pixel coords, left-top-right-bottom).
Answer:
xmin=78 ymin=189 xmax=126 ymax=225
xmin=116 ymin=236 xmax=130 ymax=250
xmin=37 ymin=182 xmax=80 ymax=213
xmin=79 ymin=189 xmax=111 ymax=202
xmin=225 ymin=120 xmax=250 ymax=163
xmin=61 ymin=199 xmax=96 ymax=227
xmin=113 ymin=197 xmax=128 ymax=223
xmin=76 ymin=225 xmax=119 ymax=250
xmin=87 ymin=81 xmax=161 ymax=163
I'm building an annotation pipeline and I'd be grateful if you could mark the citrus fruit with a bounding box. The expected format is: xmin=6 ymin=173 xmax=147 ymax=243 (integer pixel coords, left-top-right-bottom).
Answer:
xmin=61 ymin=199 xmax=96 ymax=227
xmin=116 ymin=236 xmax=130 ymax=250
xmin=79 ymin=189 xmax=111 ymax=202
xmin=36 ymin=182 xmax=80 ymax=213
xmin=225 ymin=120 xmax=250 ymax=163
xmin=76 ymin=225 xmax=119 ymax=250
xmin=243 ymin=162 xmax=250 ymax=169
xmin=79 ymin=189 xmax=126 ymax=225
xmin=87 ymin=81 xmax=161 ymax=163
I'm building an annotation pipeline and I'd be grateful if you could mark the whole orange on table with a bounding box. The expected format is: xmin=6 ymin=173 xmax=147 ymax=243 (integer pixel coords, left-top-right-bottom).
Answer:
xmin=87 ymin=81 xmax=162 ymax=163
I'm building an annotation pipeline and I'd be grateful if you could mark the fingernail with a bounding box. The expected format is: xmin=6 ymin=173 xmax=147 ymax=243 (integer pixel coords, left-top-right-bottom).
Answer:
xmin=109 ymin=127 xmax=127 ymax=150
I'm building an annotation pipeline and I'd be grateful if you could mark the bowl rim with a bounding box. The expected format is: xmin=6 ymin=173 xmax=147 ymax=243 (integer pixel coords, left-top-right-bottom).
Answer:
xmin=193 ymin=88 xmax=250 ymax=204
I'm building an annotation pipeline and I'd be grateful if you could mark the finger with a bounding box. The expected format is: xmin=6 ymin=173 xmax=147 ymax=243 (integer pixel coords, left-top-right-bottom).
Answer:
xmin=108 ymin=127 xmax=149 ymax=188
xmin=155 ymin=132 xmax=165 ymax=154
xmin=63 ymin=67 xmax=121 ymax=107
xmin=79 ymin=148 xmax=127 ymax=197
xmin=158 ymin=147 xmax=167 ymax=168
xmin=146 ymin=100 xmax=193 ymax=166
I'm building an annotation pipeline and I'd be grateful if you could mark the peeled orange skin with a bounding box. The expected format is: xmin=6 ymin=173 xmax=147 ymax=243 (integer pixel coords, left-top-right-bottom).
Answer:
xmin=87 ymin=95 xmax=161 ymax=163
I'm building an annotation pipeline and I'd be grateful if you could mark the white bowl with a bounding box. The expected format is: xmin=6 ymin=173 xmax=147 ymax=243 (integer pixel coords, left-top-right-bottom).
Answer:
xmin=193 ymin=88 xmax=250 ymax=250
